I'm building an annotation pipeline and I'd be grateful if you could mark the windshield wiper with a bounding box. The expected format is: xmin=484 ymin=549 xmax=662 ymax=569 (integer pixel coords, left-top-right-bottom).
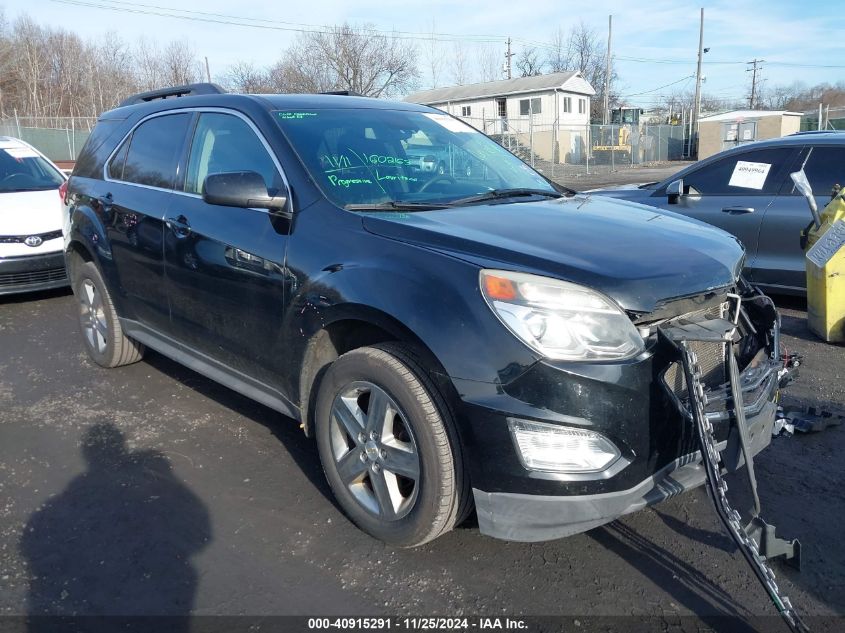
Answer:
xmin=448 ymin=188 xmax=564 ymax=206
xmin=344 ymin=201 xmax=452 ymax=211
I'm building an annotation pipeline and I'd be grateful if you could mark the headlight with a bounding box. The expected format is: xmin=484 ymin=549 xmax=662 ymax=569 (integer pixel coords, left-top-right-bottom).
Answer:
xmin=480 ymin=269 xmax=644 ymax=361
xmin=508 ymin=419 xmax=620 ymax=473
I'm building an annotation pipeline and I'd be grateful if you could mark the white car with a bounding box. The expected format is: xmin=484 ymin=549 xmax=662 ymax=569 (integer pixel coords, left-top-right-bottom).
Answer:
xmin=0 ymin=137 xmax=68 ymax=295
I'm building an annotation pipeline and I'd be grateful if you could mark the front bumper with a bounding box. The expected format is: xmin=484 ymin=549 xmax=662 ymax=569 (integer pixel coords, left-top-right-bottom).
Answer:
xmin=474 ymin=398 xmax=776 ymax=542
xmin=0 ymin=252 xmax=68 ymax=296
xmin=460 ymin=290 xmax=782 ymax=542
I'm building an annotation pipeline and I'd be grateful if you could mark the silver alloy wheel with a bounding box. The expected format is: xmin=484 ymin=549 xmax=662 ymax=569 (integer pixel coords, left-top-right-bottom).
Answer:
xmin=79 ymin=278 xmax=108 ymax=354
xmin=329 ymin=381 xmax=420 ymax=520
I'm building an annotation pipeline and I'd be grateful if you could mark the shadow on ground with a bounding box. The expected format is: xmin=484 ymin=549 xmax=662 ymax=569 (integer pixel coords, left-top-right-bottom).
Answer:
xmin=21 ymin=423 xmax=210 ymax=628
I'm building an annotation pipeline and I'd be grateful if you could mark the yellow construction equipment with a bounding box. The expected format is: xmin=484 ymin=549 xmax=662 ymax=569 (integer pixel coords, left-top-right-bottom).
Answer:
xmin=591 ymin=107 xmax=642 ymax=164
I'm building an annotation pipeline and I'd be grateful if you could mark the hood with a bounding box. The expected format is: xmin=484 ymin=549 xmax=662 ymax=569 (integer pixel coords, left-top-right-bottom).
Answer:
xmin=0 ymin=189 xmax=63 ymax=235
xmin=584 ymin=183 xmax=653 ymax=193
xmin=361 ymin=196 xmax=744 ymax=314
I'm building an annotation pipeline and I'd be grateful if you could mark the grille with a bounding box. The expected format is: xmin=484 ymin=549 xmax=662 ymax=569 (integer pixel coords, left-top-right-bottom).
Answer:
xmin=0 ymin=230 xmax=63 ymax=244
xmin=0 ymin=266 xmax=67 ymax=287
xmin=662 ymin=303 xmax=728 ymax=399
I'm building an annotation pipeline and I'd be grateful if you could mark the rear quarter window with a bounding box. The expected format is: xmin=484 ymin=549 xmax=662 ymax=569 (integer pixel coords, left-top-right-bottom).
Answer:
xmin=73 ymin=119 xmax=127 ymax=179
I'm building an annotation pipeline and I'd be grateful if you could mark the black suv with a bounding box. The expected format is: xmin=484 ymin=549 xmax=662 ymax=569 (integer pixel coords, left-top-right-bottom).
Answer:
xmin=64 ymin=84 xmax=783 ymax=546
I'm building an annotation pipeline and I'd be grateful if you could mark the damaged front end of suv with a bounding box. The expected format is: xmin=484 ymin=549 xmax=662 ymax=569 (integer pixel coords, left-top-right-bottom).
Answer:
xmin=471 ymin=277 xmax=790 ymax=542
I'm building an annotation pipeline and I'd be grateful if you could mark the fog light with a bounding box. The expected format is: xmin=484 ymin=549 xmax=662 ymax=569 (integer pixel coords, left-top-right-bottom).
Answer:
xmin=508 ymin=419 xmax=620 ymax=473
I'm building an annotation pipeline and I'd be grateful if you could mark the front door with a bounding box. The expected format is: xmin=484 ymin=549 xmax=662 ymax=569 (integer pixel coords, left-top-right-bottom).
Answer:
xmin=164 ymin=111 xmax=292 ymax=388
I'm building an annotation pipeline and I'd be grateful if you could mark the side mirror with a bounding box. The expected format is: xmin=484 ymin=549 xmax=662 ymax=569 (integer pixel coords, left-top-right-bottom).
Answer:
xmin=667 ymin=178 xmax=683 ymax=204
xmin=203 ymin=171 xmax=290 ymax=217
xmin=789 ymin=170 xmax=821 ymax=230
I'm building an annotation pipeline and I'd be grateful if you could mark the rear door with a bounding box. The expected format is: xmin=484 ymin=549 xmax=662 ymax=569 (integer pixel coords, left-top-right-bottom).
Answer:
xmin=655 ymin=146 xmax=798 ymax=282
xmin=164 ymin=110 xmax=292 ymax=388
xmin=755 ymin=144 xmax=845 ymax=291
xmin=103 ymin=112 xmax=192 ymax=331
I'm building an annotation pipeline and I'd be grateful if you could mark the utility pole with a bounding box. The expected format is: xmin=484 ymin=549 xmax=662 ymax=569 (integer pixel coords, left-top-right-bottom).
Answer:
xmin=692 ymin=8 xmax=704 ymax=154
xmin=205 ymin=56 xmax=211 ymax=83
xmin=747 ymin=59 xmax=764 ymax=108
xmin=505 ymin=38 xmax=514 ymax=79
xmin=603 ymin=15 xmax=612 ymax=124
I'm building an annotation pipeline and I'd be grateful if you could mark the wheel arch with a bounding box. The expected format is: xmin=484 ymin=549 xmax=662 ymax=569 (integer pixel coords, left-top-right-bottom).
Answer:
xmin=298 ymin=305 xmax=451 ymax=438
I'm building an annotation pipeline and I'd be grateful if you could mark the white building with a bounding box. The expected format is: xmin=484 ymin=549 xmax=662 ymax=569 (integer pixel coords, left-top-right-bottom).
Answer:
xmin=405 ymin=72 xmax=596 ymax=163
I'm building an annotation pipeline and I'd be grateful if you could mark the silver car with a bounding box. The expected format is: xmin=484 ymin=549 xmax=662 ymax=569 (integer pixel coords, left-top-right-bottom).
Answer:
xmin=589 ymin=131 xmax=845 ymax=295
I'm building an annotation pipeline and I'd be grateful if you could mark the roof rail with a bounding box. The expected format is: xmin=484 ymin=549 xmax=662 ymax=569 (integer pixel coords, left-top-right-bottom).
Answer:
xmin=119 ymin=83 xmax=227 ymax=107
xmin=321 ymin=90 xmax=366 ymax=97
xmin=789 ymin=129 xmax=845 ymax=136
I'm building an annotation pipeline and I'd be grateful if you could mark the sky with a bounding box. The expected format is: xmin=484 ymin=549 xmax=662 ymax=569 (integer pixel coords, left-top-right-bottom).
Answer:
xmin=5 ymin=0 xmax=845 ymax=109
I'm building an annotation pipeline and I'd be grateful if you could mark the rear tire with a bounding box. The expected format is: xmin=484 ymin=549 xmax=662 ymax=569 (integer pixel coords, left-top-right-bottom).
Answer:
xmin=72 ymin=261 xmax=144 ymax=368
xmin=315 ymin=343 xmax=469 ymax=547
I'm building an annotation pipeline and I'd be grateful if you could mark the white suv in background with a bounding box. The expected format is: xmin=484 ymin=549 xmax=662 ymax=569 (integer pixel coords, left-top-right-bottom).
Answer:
xmin=0 ymin=137 xmax=68 ymax=296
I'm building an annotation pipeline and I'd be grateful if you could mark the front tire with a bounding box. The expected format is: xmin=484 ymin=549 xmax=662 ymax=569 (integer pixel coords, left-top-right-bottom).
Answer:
xmin=72 ymin=261 xmax=145 ymax=368
xmin=315 ymin=343 xmax=469 ymax=547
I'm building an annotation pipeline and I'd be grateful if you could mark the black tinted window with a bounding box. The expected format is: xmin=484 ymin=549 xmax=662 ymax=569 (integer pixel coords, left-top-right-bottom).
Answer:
xmin=796 ymin=146 xmax=845 ymax=196
xmin=683 ymin=148 xmax=794 ymax=195
xmin=185 ymin=113 xmax=283 ymax=195
xmin=73 ymin=119 xmax=123 ymax=179
xmin=107 ymin=136 xmax=130 ymax=181
xmin=122 ymin=114 xmax=191 ymax=189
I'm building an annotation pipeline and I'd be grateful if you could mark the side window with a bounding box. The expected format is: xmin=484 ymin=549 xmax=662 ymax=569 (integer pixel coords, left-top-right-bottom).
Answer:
xmin=107 ymin=136 xmax=130 ymax=181
xmin=793 ymin=146 xmax=845 ymax=196
xmin=122 ymin=113 xmax=191 ymax=189
xmin=185 ymin=113 xmax=283 ymax=196
xmin=682 ymin=148 xmax=794 ymax=196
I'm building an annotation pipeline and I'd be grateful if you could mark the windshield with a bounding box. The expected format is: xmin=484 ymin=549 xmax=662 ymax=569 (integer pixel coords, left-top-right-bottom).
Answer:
xmin=274 ymin=108 xmax=557 ymax=209
xmin=0 ymin=143 xmax=64 ymax=193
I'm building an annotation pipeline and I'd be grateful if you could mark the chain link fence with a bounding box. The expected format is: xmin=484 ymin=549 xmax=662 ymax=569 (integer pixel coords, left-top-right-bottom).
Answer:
xmin=0 ymin=116 xmax=96 ymax=162
xmin=462 ymin=116 xmax=690 ymax=182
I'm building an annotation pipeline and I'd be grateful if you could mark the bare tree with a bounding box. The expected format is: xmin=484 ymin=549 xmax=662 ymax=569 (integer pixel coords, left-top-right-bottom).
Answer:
xmin=271 ymin=23 xmax=417 ymax=97
xmin=160 ymin=40 xmax=201 ymax=86
xmin=476 ymin=44 xmax=502 ymax=83
xmin=515 ymin=46 xmax=543 ymax=77
xmin=545 ymin=21 xmax=617 ymax=119
xmin=222 ymin=61 xmax=271 ymax=93
xmin=450 ymin=41 xmax=470 ymax=85
xmin=424 ymin=20 xmax=445 ymax=89
xmin=546 ymin=27 xmax=567 ymax=73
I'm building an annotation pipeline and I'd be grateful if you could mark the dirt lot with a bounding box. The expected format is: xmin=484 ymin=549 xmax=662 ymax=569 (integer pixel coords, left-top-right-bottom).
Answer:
xmin=0 ymin=171 xmax=843 ymax=630
xmin=549 ymin=161 xmax=694 ymax=191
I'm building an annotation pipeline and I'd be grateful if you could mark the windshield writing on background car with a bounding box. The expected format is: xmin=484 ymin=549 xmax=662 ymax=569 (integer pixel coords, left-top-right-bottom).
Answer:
xmin=274 ymin=108 xmax=556 ymax=209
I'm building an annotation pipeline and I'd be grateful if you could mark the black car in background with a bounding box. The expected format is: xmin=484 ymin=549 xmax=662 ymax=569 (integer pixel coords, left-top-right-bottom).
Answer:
xmin=589 ymin=132 xmax=845 ymax=295
xmin=64 ymin=84 xmax=782 ymax=546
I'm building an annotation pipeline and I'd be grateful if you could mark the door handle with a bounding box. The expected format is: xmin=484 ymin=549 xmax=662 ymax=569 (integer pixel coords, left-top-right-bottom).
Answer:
xmin=722 ymin=207 xmax=755 ymax=214
xmin=166 ymin=215 xmax=192 ymax=237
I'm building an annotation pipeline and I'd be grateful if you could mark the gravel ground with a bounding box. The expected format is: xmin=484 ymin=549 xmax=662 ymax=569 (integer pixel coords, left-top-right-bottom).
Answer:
xmin=549 ymin=161 xmax=694 ymax=191
xmin=0 ymin=239 xmax=843 ymax=630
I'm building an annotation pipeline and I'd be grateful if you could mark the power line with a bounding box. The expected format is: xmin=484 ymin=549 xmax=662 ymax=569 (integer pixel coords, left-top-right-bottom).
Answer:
xmin=47 ymin=0 xmax=845 ymax=71
xmin=48 ymin=0 xmax=508 ymax=44
xmin=51 ymin=0 xmax=506 ymax=44
xmin=620 ymin=74 xmax=694 ymax=98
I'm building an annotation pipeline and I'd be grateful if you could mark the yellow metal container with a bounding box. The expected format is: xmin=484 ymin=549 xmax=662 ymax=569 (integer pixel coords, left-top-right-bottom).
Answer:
xmin=805 ymin=192 xmax=845 ymax=342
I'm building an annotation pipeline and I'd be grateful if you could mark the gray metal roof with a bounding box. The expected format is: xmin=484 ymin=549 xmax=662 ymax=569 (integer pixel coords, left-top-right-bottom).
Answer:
xmin=405 ymin=71 xmax=590 ymax=105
